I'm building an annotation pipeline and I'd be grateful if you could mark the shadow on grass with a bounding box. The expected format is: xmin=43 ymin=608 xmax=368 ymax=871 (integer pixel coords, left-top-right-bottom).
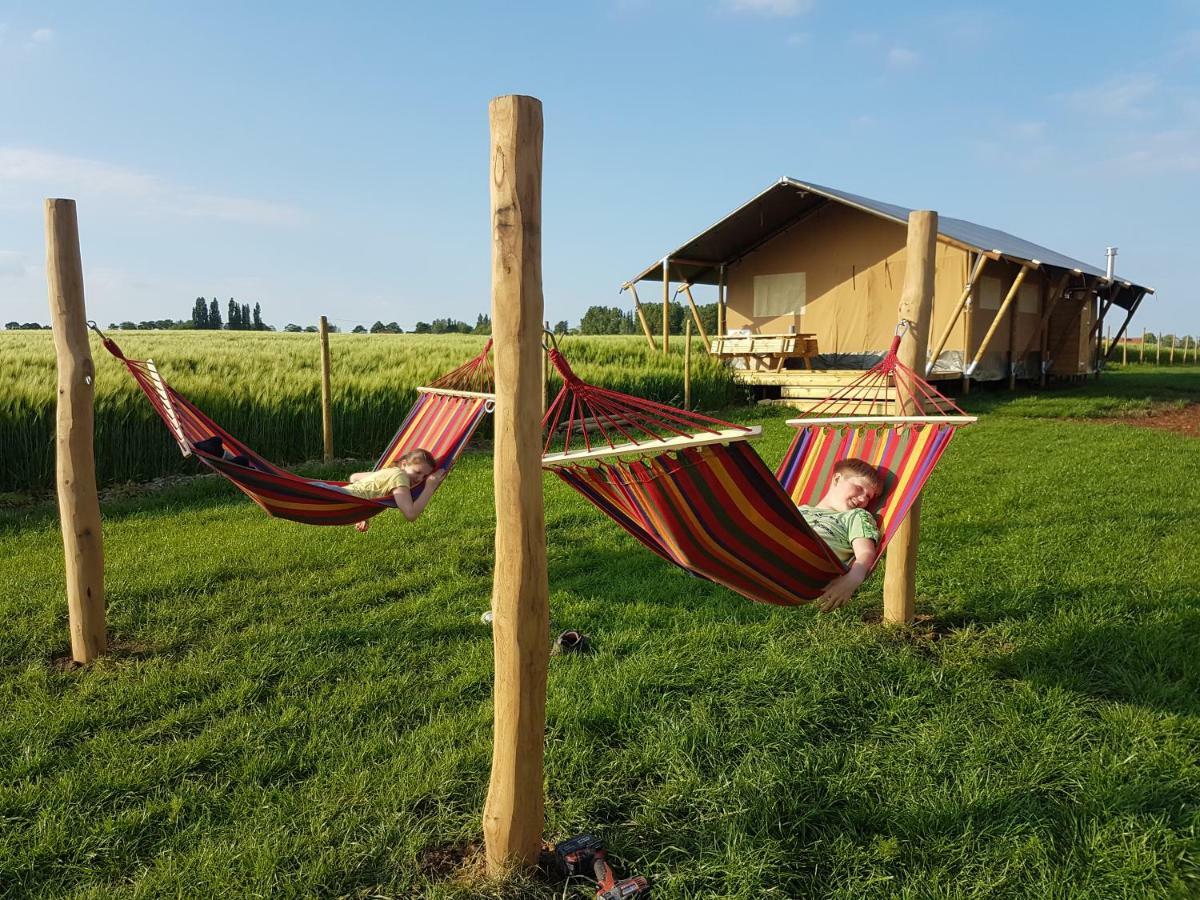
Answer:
xmin=990 ymin=604 xmax=1200 ymax=717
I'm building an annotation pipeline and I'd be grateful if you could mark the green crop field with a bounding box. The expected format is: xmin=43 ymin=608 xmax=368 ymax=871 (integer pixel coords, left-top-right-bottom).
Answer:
xmin=2 ymin=340 xmax=1198 ymax=898
xmin=0 ymin=331 xmax=742 ymax=493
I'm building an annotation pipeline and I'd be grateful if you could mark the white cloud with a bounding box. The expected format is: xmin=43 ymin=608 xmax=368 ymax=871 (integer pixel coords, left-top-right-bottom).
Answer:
xmin=0 ymin=148 xmax=308 ymax=226
xmin=1108 ymin=129 xmax=1200 ymax=174
xmin=1058 ymin=74 xmax=1159 ymax=118
xmin=30 ymin=27 xmax=52 ymax=43
xmin=785 ymin=32 xmax=809 ymax=45
xmin=886 ymin=46 xmax=919 ymax=68
xmin=724 ymin=0 xmax=814 ymax=16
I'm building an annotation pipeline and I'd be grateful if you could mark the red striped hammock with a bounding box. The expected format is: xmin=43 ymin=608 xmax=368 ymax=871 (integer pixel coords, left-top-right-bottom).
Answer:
xmin=96 ymin=332 xmax=494 ymax=526
xmin=542 ymin=330 xmax=973 ymax=606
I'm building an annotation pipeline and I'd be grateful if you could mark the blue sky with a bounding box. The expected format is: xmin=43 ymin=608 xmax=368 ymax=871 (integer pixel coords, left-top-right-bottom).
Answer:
xmin=1 ymin=1 xmax=1196 ymax=333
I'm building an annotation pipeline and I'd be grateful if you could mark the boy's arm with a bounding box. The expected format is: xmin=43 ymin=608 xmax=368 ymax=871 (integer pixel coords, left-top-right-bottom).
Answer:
xmin=816 ymin=537 xmax=877 ymax=613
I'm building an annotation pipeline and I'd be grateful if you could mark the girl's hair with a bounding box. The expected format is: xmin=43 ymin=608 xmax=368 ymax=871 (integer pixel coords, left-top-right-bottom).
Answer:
xmin=398 ymin=448 xmax=437 ymax=470
xmin=833 ymin=457 xmax=883 ymax=491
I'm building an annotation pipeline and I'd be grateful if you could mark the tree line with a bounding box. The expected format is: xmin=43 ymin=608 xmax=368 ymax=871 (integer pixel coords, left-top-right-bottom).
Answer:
xmin=578 ymin=300 xmax=719 ymax=336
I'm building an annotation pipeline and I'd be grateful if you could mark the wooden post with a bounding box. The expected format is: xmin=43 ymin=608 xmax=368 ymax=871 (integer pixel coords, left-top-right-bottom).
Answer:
xmin=45 ymin=199 xmax=106 ymax=664
xmin=319 ymin=315 xmax=333 ymax=462
xmin=1122 ymin=333 xmax=1127 ymax=365
xmin=1007 ymin=277 xmax=1020 ymax=390
xmin=717 ymin=265 xmax=726 ymax=337
xmin=1141 ymin=329 xmax=1146 ymax=364
xmin=684 ymin=319 xmax=692 ymax=410
xmin=661 ymin=258 xmax=671 ymax=354
xmin=882 ymin=210 xmax=937 ymax=626
xmin=1171 ymin=334 xmax=1176 ymax=364
xmin=483 ymin=94 xmax=549 ymax=875
xmin=626 ymin=283 xmax=657 ymax=351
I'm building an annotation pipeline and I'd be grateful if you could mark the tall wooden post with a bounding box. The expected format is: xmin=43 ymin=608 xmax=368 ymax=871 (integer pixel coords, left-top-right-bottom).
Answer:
xmin=882 ymin=210 xmax=937 ymax=626
xmin=45 ymin=199 xmax=106 ymax=663
xmin=319 ymin=315 xmax=333 ymax=462
xmin=1141 ymin=329 xmax=1146 ymax=364
xmin=1157 ymin=334 xmax=1162 ymax=365
xmin=627 ymin=284 xmax=657 ymax=351
xmin=1171 ymin=335 xmax=1176 ymax=364
xmin=683 ymin=319 xmax=692 ymax=410
xmin=717 ymin=265 xmax=726 ymax=337
xmin=1122 ymin=334 xmax=1127 ymax=365
xmin=661 ymin=258 xmax=670 ymax=354
xmin=483 ymin=94 xmax=549 ymax=875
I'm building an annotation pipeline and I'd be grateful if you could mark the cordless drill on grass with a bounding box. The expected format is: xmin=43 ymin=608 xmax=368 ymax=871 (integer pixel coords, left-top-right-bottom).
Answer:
xmin=593 ymin=855 xmax=652 ymax=899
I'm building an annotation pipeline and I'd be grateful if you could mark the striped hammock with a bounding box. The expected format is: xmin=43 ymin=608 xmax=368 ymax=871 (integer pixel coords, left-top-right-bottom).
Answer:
xmin=96 ymin=331 xmax=494 ymax=526
xmin=542 ymin=330 xmax=973 ymax=607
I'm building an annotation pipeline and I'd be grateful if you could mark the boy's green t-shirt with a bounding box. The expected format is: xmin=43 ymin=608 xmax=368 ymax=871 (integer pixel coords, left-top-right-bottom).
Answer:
xmin=343 ymin=467 xmax=411 ymax=499
xmin=796 ymin=505 xmax=880 ymax=563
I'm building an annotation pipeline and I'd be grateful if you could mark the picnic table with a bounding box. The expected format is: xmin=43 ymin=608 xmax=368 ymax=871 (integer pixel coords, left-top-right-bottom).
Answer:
xmin=709 ymin=332 xmax=819 ymax=371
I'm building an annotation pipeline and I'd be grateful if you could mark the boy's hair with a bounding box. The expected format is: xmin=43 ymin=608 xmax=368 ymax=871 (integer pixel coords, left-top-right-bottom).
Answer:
xmin=833 ymin=457 xmax=883 ymax=493
xmin=397 ymin=448 xmax=437 ymax=470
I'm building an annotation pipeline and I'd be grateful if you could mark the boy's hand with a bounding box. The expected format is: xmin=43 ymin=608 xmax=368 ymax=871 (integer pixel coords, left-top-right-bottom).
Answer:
xmin=817 ymin=574 xmax=858 ymax=613
xmin=425 ymin=469 xmax=446 ymax=487
xmin=354 ymin=520 xmax=370 ymax=533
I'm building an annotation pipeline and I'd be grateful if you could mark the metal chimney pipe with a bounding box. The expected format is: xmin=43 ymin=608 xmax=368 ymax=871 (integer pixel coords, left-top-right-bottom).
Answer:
xmin=1105 ymin=246 xmax=1117 ymax=280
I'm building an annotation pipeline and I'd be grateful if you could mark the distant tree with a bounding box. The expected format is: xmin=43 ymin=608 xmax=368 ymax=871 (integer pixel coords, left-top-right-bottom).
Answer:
xmin=1144 ymin=332 xmax=1157 ymax=343
xmin=386 ymin=322 xmax=402 ymax=333
xmin=304 ymin=325 xmax=318 ymax=333
xmin=326 ymin=323 xmax=339 ymax=333
xmin=4 ymin=321 xmax=19 ymax=330
xmin=119 ymin=321 xmax=137 ymax=330
xmin=352 ymin=324 xmax=367 ymax=334
xmin=553 ymin=320 xmax=569 ymax=334
xmin=413 ymin=321 xmax=431 ymax=334
xmin=473 ymin=313 xmax=492 ymax=335
xmin=209 ymin=299 xmax=222 ymax=329
xmin=579 ymin=305 xmax=625 ymax=335
xmin=370 ymin=321 xmax=386 ymax=334
xmin=241 ymin=303 xmax=251 ymax=329
xmin=283 ymin=323 xmax=303 ymax=332
xmin=192 ymin=297 xmax=209 ymax=328
xmin=227 ymin=299 xmax=240 ymax=330
xmin=252 ymin=302 xmax=264 ymax=330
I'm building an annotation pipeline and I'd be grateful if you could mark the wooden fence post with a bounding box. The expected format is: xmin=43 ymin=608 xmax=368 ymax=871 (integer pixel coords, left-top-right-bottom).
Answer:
xmin=319 ymin=315 xmax=333 ymax=462
xmin=882 ymin=210 xmax=937 ymax=626
xmin=1141 ymin=329 xmax=1146 ymax=364
xmin=1157 ymin=335 xmax=1162 ymax=365
xmin=45 ymin=199 xmax=107 ymax=664
xmin=483 ymin=94 xmax=549 ymax=875
xmin=684 ymin=319 xmax=692 ymax=410
xmin=1171 ymin=335 xmax=1176 ymax=365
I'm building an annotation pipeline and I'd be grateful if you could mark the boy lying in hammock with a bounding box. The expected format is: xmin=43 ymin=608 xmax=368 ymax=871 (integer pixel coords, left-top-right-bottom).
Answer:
xmin=336 ymin=448 xmax=444 ymax=532
xmin=796 ymin=458 xmax=882 ymax=613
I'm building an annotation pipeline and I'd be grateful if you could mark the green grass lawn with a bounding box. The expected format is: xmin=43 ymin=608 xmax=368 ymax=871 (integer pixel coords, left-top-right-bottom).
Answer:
xmin=2 ymin=369 xmax=1199 ymax=898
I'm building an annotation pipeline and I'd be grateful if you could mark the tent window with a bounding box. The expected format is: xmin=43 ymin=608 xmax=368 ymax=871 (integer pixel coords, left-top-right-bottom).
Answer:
xmin=753 ymin=272 xmax=807 ymax=318
xmin=978 ymin=276 xmax=1003 ymax=311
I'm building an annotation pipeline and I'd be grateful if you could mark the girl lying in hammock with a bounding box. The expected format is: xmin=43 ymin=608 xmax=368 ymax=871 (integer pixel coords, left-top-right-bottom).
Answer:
xmin=336 ymin=448 xmax=444 ymax=532
xmin=796 ymin=458 xmax=882 ymax=613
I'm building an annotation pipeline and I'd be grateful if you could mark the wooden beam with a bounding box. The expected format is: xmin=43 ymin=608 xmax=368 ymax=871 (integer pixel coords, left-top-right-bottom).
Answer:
xmin=965 ymin=265 xmax=1031 ymax=377
xmin=625 ymin=283 xmax=657 ymax=351
xmin=717 ymin=265 xmax=726 ymax=336
xmin=678 ymin=279 xmax=711 ymax=351
xmin=883 ymin=209 xmax=937 ymax=626
xmin=926 ymin=252 xmax=987 ymax=375
xmin=45 ymin=198 xmax=107 ymax=664
xmin=483 ymin=94 xmax=549 ymax=875
xmin=1105 ymin=297 xmax=1140 ymax=362
xmin=319 ymin=315 xmax=334 ymax=462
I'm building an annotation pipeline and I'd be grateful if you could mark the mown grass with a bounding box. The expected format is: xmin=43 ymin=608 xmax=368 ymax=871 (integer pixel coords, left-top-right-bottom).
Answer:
xmin=2 ymin=369 xmax=1199 ymax=897
xmin=0 ymin=331 xmax=742 ymax=492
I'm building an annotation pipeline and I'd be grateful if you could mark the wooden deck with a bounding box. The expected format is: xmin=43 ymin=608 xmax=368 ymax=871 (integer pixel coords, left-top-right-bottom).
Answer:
xmin=733 ymin=368 xmax=962 ymax=414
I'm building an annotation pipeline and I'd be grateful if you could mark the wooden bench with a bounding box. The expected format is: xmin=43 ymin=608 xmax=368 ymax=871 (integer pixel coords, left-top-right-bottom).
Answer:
xmin=710 ymin=332 xmax=819 ymax=371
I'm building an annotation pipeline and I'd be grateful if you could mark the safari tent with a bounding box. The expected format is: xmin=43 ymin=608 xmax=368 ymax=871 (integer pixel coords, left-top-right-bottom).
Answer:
xmin=621 ymin=178 xmax=1154 ymax=390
